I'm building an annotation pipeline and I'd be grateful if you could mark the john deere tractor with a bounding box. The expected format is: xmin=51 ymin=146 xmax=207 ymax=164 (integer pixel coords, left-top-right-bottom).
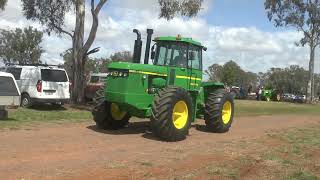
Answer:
xmin=92 ymin=29 xmax=234 ymax=141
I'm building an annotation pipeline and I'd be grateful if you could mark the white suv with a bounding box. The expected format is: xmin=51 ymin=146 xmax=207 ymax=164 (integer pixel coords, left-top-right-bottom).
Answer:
xmin=4 ymin=65 xmax=70 ymax=107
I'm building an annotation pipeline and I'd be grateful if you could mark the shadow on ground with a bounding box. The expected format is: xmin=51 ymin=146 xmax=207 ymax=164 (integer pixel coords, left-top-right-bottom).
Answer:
xmin=86 ymin=121 xmax=215 ymax=142
xmin=31 ymin=104 xmax=67 ymax=111
xmin=87 ymin=121 xmax=149 ymax=135
xmin=86 ymin=121 xmax=168 ymax=142
xmin=0 ymin=118 xmax=18 ymax=121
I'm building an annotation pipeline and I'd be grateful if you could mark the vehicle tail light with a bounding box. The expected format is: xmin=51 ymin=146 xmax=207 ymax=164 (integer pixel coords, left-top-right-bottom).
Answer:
xmin=36 ymin=80 xmax=42 ymax=92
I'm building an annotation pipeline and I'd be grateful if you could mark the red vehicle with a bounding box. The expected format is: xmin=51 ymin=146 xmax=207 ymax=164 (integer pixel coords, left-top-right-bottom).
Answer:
xmin=85 ymin=73 xmax=108 ymax=100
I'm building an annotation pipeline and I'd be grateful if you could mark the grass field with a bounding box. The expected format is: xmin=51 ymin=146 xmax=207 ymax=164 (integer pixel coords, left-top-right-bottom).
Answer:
xmin=181 ymin=124 xmax=320 ymax=179
xmin=0 ymin=100 xmax=319 ymax=130
xmin=236 ymin=100 xmax=320 ymax=117
xmin=0 ymin=105 xmax=91 ymax=130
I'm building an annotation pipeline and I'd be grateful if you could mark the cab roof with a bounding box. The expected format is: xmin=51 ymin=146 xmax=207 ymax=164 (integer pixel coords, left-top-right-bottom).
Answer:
xmin=154 ymin=36 xmax=202 ymax=47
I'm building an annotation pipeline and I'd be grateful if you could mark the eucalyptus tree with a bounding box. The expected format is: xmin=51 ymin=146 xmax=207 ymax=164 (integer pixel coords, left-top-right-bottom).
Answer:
xmin=265 ymin=0 xmax=320 ymax=103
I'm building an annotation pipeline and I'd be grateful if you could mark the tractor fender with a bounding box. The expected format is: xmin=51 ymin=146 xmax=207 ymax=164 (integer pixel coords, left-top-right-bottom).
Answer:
xmin=201 ymin=82 xmax=225 ymax=101
xmin=201 ymin=82 xmax=225 ymax=92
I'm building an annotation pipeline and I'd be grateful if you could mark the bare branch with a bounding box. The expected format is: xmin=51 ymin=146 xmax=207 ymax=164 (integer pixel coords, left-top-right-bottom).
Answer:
xmin=52 ymin=23 xmax=73 ymax=38
xmin=82 ymin=0 xmax=107 ymax=56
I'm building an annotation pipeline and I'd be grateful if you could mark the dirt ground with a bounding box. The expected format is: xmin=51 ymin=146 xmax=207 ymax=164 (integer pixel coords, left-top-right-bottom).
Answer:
xmin=0 ymin=115 xmax=319 ymax=180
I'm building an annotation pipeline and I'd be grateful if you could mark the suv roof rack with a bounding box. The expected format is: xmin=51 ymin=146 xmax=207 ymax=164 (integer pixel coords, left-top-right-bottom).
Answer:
xmin=5 ymin=63 xmax=64 ymax=68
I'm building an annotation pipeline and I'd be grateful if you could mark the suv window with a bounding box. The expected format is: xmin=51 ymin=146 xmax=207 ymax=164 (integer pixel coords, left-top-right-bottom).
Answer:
xmin=6 ymin=67 xmax=22 ymax=80
xmin=41 ymin=69 xmax=68 ymax=82
xmin=0 ymin=76 xmax=19 ymax=96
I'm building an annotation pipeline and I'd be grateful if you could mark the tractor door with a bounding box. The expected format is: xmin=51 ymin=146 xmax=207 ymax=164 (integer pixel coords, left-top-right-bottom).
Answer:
xmin=187 ymin=45 xmax=202 ymax=91
xmin=167 ymin=43 xmax=189 ymax=88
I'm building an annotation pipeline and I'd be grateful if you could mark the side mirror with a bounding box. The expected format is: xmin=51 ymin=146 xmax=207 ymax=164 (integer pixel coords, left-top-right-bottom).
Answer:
xmin=188 ymin=51 xmax=196 ymax=60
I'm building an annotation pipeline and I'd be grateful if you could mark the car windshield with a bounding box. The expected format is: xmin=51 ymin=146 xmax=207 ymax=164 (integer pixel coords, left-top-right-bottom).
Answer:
xmin=41 ymin=69 xmax=68 ymax=82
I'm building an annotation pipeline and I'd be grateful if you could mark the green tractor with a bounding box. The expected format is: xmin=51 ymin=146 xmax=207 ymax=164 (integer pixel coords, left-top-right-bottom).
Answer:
xmin=262 ymin=89 xmax=281 ymax=102
xmin=92 ymin=29 xmax=234 ymax=141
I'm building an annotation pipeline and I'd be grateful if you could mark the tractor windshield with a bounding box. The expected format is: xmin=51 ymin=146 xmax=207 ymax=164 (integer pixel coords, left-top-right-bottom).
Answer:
xmin=154 ymin=42 xmax=202 ymax=70
xmin=154 ymin=42 xmax=188 ymax=68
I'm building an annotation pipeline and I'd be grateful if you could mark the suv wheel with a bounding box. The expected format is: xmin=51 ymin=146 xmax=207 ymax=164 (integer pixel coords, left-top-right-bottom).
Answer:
xmin=21 ymin=94 xmax=32 ymax=107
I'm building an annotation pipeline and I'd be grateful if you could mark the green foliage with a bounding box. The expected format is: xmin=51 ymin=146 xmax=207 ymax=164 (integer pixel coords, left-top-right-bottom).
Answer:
xmin=158 ymin=0 xmax=203 ymax=20
xmin=265 ymin=0 xmax=320 ymax=47
xmin=110 ymin=51 xmax=132 ymax=62
xmin=61 ymin=50 xmax=132 ymax=80
xmin=0 ymin=26 xmax=44 ymax=64
xmin=61 ymin=50 xmax=111 ymax=80
xmin=22 ymin=0 xmax=73 ymax=36
xmin=263 ymin=65 xmax=309 ymax=94
xmin=0 ymin=0 xmax=7 ymax=10
xmin=206 ymin=60 xmax=257 ymax=88
xmin=207 ymin=60 xmax=320 ymax=95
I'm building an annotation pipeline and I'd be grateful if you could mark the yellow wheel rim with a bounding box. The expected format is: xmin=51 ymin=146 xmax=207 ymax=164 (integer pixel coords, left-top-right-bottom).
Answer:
xmin=222 ymin=101 xmax=232 ymax=124
xmin=267 ymin=97 xmax=271 ymax=102
xmin=172 ymin=101 xmax=189 ymax=129
xmin=110 ymin=103 xmax=127 ymax=120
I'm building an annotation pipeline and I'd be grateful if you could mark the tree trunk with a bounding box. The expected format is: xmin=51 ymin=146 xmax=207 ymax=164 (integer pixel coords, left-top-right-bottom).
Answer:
xmin=307 ymin=46 xmax=315 ymax=103
xmin=70 ymin=0 xmax=107 ymax=104
xmin=72 ymin=0 xmax=85 ymax=103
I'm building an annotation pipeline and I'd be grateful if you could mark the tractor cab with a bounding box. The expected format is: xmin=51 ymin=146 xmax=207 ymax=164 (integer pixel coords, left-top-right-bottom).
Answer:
xmin=151 ymin=36 xmax=203 ymax=70
xmin=149 ymin=36 xmax=205 ymax=91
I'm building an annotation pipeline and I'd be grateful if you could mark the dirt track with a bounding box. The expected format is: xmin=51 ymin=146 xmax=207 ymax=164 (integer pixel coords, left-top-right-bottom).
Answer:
xmin=0 ymin=115 xmax=319 ymax=180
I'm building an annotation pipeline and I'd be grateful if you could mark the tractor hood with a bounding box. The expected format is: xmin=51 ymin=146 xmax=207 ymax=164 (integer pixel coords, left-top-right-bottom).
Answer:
xmin=108 ymin=62 xmax=167 ymax=75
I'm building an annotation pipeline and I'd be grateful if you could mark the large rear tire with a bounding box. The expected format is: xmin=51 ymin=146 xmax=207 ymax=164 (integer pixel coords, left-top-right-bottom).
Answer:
xmin=205 ymin=89 xmax=234 ymax=133
xmin=151 ymin=87 xmax=192 ymax=141
xmin=92 ymin=87 xmax=130 ymax=130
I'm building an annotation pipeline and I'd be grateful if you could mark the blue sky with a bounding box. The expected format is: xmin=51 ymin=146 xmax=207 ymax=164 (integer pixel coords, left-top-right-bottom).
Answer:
xmin=206 ymin=0 xmax=277 ymax=31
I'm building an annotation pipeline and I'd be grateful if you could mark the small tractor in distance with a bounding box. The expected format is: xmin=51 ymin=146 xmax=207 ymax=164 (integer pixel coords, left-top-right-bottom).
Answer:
xmin=92 ymin=29 xmax=234 ymax=141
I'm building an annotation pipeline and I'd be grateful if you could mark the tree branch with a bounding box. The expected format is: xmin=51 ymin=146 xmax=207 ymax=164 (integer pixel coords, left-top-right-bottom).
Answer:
xmin=52 ymin=23 xmax=74 ymax=38
xmin=82 ymin=0 xmax=107 ymax=57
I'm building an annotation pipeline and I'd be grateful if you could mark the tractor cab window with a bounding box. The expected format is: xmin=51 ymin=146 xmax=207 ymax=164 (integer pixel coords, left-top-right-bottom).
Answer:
xmin=188 ymin=45 xmax=202 ymax=70
xmin=154 ymin=42 xmax=188 ymax=68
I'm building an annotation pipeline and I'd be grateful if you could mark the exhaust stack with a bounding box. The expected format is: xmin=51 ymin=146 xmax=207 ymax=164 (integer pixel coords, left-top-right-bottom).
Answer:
xmin=144 ymin=29 xmax=154 ymax=64
xmin=133 ymin=29 xmax=142 ymax=64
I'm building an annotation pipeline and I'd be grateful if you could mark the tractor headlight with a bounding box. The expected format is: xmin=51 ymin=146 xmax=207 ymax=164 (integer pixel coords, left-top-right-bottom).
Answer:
xmin=109 ymin=69 xmax=129 ymax=77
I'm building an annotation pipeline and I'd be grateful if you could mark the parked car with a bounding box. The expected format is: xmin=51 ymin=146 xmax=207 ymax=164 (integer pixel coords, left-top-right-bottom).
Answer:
xmin=0 ymin=72 xmax=21 ymax=119
xmin=85 ymin=73 xmax=108 ymax=100
xmin=293 ymin=95 xmax=306 ymax=103
xmin=3 ymin=64 xmax=70 ymax=107
xmin=282 ymin=93 xmax=295 ymax=102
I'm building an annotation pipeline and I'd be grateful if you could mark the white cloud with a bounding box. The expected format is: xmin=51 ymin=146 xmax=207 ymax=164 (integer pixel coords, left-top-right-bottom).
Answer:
xmin=0 ymin=0 xmax=319 ymax=74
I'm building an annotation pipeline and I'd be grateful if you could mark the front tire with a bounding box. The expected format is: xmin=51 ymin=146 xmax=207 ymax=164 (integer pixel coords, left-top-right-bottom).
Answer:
xmin=92 ymin=87 xmax=130 ymax=130
xmin=205 ymin=89 xmax=234 ymax=133
xmin=151 ymin=87 xmax=193 ymax=141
